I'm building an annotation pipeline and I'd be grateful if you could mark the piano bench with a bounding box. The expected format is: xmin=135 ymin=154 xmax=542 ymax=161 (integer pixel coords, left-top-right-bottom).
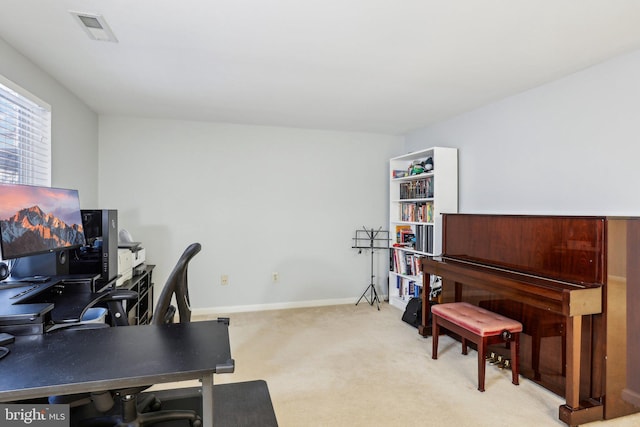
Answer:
xmin=431 ymin=302 xmax=523 ymax=392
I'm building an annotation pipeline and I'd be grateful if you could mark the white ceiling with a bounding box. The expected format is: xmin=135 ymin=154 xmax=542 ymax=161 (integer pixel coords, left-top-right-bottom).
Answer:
xmin=2 ymin=1 xmax=640 ymax=135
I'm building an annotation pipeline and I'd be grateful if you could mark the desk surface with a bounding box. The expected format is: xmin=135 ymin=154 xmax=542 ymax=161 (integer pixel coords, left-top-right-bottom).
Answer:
xmin=0 ymin=281 xmax=56 ymax=322
xmin=0 ymin=274 xmax=101 ymax=325
xmin=0 ymin=319 xmax=234 ymax=402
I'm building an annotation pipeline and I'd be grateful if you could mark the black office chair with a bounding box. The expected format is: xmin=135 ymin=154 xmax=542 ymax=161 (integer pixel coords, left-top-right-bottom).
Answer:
xmin=151 ymin=242 xmax=201 ymax=325
xmin=81 ymin=243 xmax=203 ymax=427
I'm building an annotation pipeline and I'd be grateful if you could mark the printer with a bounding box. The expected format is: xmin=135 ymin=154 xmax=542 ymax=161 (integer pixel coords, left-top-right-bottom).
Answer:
xmin=116 ymin=229 xmax=146 ymax=286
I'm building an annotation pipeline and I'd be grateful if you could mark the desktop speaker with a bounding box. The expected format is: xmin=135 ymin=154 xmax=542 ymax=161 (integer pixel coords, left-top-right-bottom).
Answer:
xmin=10 ymin=250 xmax=69 ymax=277
xmin=56 ymin=250 xmax=69 ymax=274
xmin=57 ymin=250 xmax=67 ymax=266
xmin=0 ymin=262 xmax=8 ymax=281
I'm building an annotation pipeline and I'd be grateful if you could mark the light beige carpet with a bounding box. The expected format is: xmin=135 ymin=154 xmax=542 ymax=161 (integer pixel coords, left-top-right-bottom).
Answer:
xmin=157 ymin=303 xmax=640 ymax=427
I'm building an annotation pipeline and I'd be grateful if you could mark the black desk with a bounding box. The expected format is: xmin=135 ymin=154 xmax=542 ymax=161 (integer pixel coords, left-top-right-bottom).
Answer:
xmin=0 ymin=274 xmax=110 ymax=335
xmin=0 ymin=319 xmax=235 ymax=427
xmin=0 ymin=280 xmax=58 ymax=329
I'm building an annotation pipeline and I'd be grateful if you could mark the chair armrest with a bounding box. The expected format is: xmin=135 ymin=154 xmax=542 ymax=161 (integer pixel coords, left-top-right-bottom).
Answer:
xmin=96 ymin=289 xmax=139 ymax=326
xmin=97 ymin=289 xmax=138 ymax=303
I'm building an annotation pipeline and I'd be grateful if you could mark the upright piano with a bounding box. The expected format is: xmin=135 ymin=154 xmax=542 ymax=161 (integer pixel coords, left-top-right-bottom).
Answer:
xmin=420 ymin=214 xmax=640 ymax=426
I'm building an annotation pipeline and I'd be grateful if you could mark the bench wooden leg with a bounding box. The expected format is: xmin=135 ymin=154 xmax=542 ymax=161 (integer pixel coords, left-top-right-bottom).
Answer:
xmin=511 ymin=332 xmax=520 ymax=386
xmin=478 ymin=337 xmax=487 ymax=392
xmin=432 ymin=315 xmax=439 ymax=360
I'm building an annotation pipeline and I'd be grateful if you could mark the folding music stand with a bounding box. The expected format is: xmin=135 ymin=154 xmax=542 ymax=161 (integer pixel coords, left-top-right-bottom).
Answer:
xmin=352 ymin=226 xmax=390 ymax=310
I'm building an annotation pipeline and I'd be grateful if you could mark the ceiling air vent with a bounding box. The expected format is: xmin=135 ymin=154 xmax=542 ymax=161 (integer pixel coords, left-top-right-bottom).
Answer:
xmin=70 ymin=12 xmax=118 ymax=42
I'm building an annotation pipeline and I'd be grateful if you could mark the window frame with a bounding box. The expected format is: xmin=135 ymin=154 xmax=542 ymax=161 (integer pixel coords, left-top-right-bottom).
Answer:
xmin=0 ymin=74 xmax=51 ymax=186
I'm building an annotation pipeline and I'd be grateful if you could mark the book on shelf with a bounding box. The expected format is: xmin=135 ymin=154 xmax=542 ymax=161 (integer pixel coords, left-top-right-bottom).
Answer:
xmin=414 ymin=225 xmax=434 ymax=254
xmin=425 ymin=176 xmax=434 ymax=198
xmin=413 ymin=282 xmax=422 ymax=298
xmin=391 ymin=248 xmax=423 ymax=276
xmin=393 ymin=249 xmax=409 ymax=275
xmin=400 ymin=229 xmax=415 ymax=246
xmin=395 ymin=225 xmax=412 ymax=244
xmin=399 ymin=201 xmax=434 ymax=223
xmin=398 ymin=279 xmax=422 ymax=300
xmin=399 ymin=176 xmax=434 ymax=200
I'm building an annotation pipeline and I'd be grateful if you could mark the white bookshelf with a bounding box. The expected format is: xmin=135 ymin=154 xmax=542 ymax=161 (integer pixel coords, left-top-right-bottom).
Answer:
xmin=388 ymin=147 xmax=458 ymax=310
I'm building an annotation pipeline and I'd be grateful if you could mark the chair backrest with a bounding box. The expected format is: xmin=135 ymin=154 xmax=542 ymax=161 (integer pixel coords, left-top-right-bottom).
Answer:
xmin=151 ymin=243 xmax=202 ymax=325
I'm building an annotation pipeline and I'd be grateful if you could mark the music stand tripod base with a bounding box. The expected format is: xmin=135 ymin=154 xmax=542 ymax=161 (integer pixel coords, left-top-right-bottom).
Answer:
xmin=352 ymin=227 xmax=389 ymax=311
xmin=356 ymin=283 xmax=381 ymax=310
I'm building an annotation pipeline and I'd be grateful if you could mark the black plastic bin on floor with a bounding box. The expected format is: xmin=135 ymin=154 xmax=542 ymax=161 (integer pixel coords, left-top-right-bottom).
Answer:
xmin=149 ymin=380 xmax=278 ymax=427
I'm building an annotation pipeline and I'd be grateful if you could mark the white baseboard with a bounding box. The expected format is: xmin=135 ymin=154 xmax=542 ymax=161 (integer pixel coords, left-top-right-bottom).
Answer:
xmin=191 ymin=296 xmax=388 ymax=316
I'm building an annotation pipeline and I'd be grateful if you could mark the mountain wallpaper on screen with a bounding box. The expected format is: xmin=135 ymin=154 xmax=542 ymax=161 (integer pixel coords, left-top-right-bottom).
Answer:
xmin=0 ymin=205 xmax=84 ymax=255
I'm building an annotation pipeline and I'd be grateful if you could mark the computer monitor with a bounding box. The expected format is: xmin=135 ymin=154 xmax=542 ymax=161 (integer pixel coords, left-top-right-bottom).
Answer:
xmin=0 ymin=183 xmax=85 ymax=260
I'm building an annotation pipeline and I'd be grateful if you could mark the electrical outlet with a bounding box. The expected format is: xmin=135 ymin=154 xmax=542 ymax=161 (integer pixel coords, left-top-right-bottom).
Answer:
xmin=272 ymin=272 xmax=279 ymax=282
xmin=221 ymin=274 xmax=229 ymax=286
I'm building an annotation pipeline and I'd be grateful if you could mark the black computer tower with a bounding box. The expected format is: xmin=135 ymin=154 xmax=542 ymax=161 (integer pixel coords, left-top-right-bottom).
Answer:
xmin=69 ymin=209 xmax=118 ymax=285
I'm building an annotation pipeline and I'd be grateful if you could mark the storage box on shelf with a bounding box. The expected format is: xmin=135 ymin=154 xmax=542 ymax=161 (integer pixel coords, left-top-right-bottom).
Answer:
xmin=388 ymin=147 xmax=457 ymax=310
xmin=119 ymin=265 xmax=154 ymax=325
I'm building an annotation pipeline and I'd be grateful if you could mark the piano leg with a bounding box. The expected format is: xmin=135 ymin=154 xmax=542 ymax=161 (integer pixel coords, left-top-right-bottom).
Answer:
xmin=566 ymin=315 xmax=581 ymax=409
xmin=559 ymin=315 xmax=604 ymax=426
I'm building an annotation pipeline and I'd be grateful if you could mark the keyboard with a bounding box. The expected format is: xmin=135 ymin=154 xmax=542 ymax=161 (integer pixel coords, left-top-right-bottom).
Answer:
xmin=10 ymin=284 xmax=41 ymax=300
xmin=0 ymin=282 xmax=34 ymax=290
xmin=17 ymin=275 xmax=50 ymax=283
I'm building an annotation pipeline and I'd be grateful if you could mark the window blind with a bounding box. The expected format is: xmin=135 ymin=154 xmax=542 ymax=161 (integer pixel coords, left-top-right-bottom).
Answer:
xmin=0 ymin=76 xmax=51 ymax=186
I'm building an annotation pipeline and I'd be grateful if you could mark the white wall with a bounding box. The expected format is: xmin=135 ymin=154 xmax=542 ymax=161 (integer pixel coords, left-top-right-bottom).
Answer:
xmin=0 ymin=38 xmax=99 ymax=205
xmin=406 ymin=49 xmax=640 ymax=216
xmin=98 ymin=117 xmax=403 ymax=312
